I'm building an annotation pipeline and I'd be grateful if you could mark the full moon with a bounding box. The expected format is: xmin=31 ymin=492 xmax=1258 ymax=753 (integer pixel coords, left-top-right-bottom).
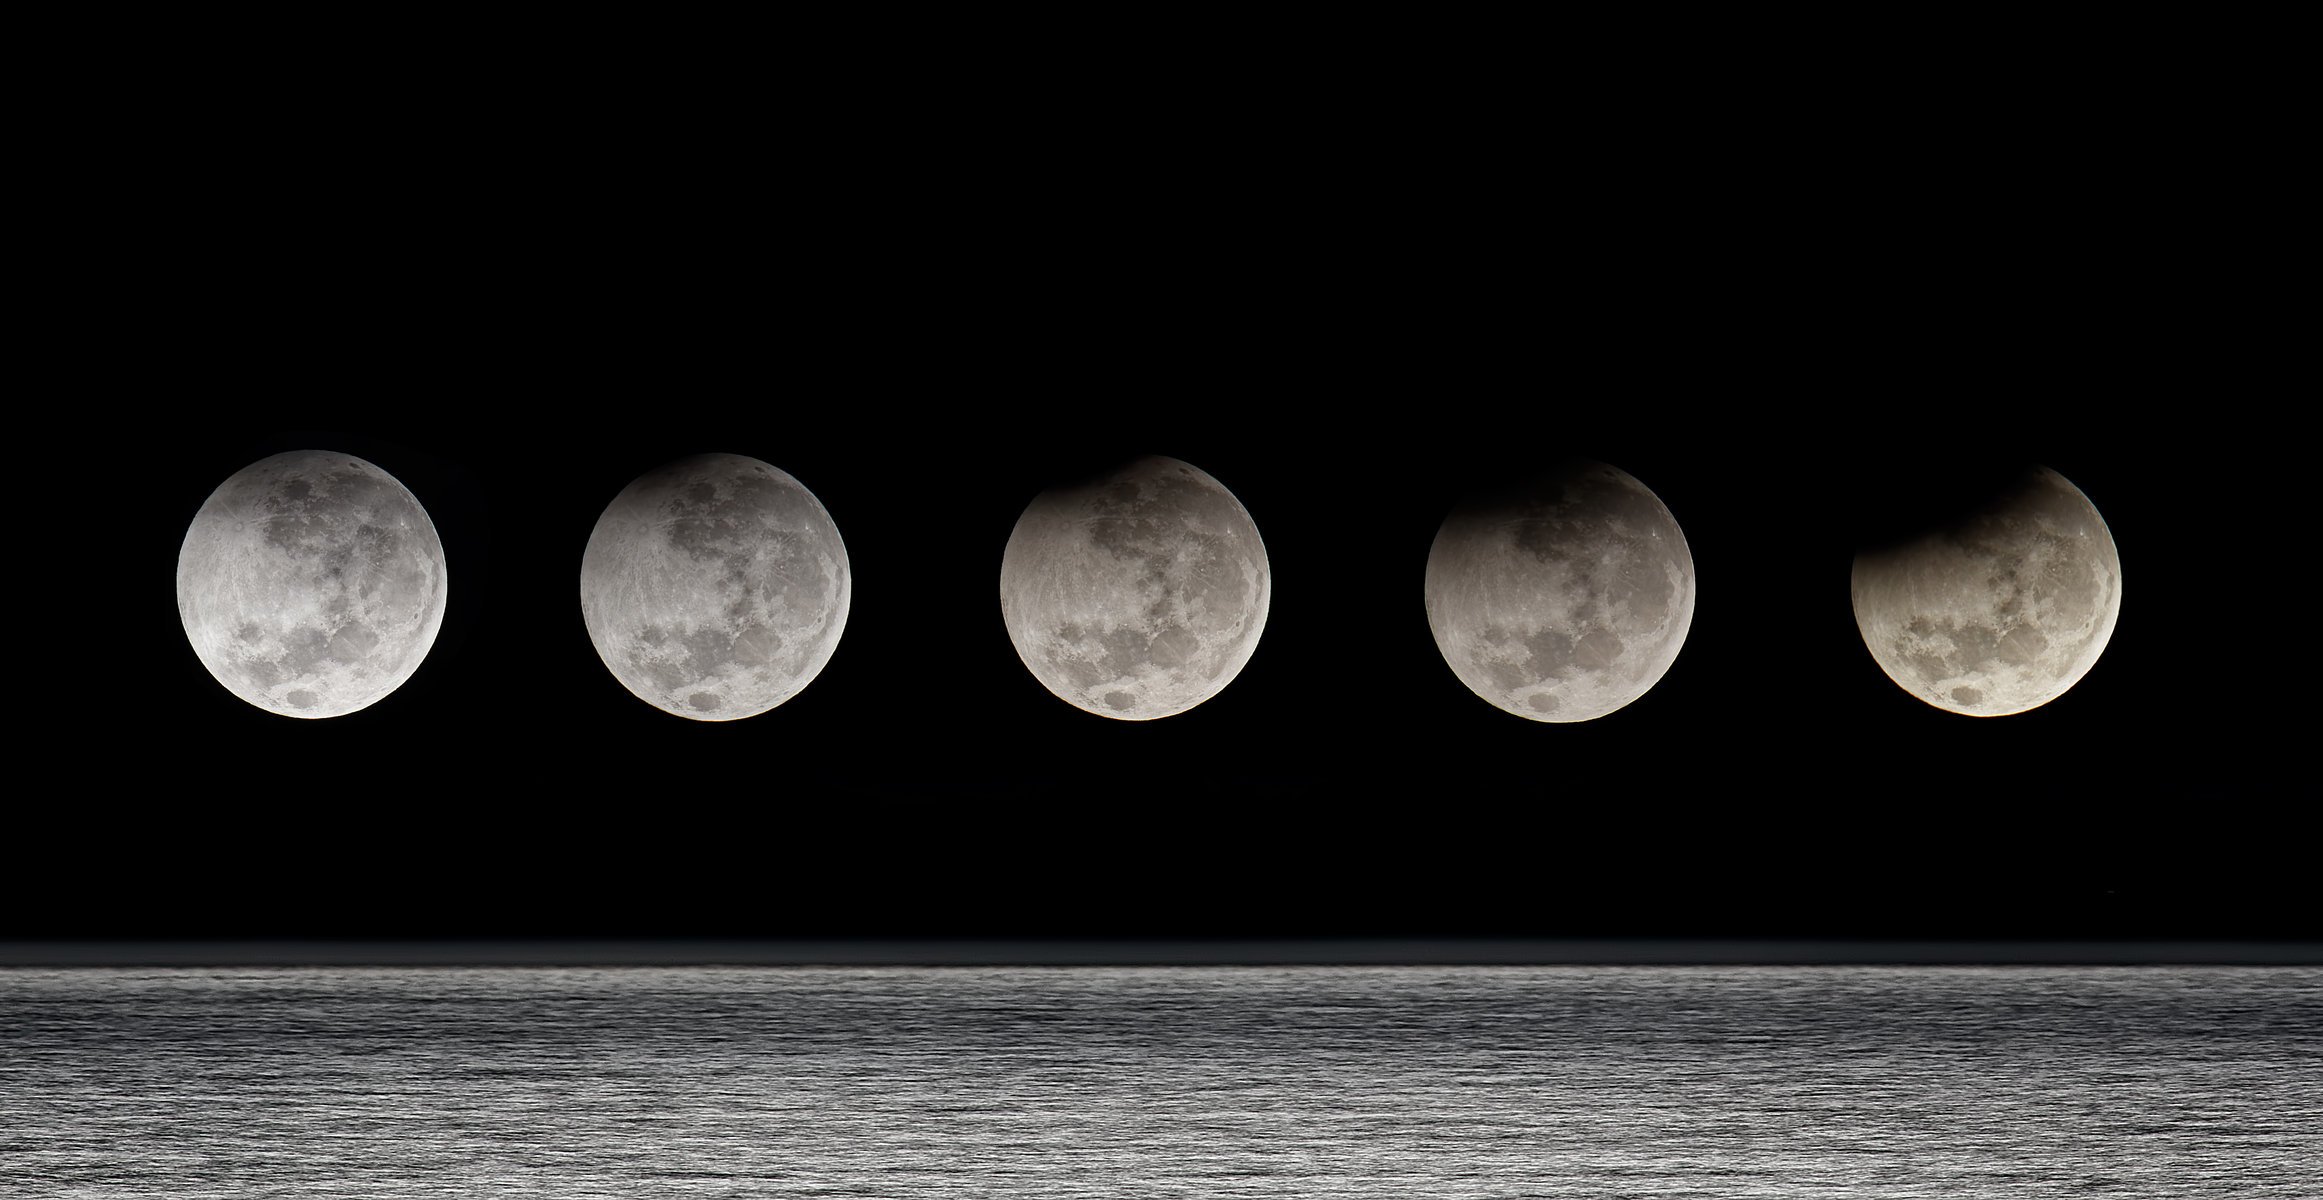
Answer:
xmin=177 ymin=450 xmax=449 ymax=718
xmin=1851 ymin=465 xmax=2121 ymax=716
xmin=1423 ymin=460 xmax=1696 ymax=722
xmin=579 ymin=453 xmax=850 ymax=721
xmin=999 ymin=456 xmax=1270 ymax=720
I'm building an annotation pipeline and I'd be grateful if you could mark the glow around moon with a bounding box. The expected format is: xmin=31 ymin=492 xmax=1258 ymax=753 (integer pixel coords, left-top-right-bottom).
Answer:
xmin=177 ymin=451 xmax=449 ymax=718
xmin=999 ymin=456 xmax=1270 ymax=720
xmin=1851 ymin=466 xmax=2120 ymax=716
xmin=1424 ymin=461 xmax=1696 ymax=722
xmin=579 ymin=453 xmax=850 ymax=721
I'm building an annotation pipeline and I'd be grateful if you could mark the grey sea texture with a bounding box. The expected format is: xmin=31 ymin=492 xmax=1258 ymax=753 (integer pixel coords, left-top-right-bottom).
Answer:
xmin=1 ymin=966 xmax=2315 ymax=1198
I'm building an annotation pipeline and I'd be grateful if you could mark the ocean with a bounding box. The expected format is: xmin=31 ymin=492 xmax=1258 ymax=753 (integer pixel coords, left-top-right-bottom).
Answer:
xmin=2 ymin=965 xmax=2315 ymax=1197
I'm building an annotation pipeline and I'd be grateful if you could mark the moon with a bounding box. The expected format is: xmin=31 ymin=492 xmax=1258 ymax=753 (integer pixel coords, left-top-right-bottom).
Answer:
xmin=999 ymin=456 xmax=1270 ymax=720
xmin=579 ymin=453 xmax=850 ymax=721
xmin=1423 ymin=460 xmax=1696 ymax=722
xmin=176 ymin=451 xmax=449 ymax=718
xmin=1851 ymin=465 xmax=2120 ymax=716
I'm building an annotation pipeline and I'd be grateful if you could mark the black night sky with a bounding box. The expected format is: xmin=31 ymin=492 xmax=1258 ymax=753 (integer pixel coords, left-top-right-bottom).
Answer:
xmin=21 ymin=66 xmax=2302 ymax=955
xmin=29 ymin=387 xmax=2289 ymax=951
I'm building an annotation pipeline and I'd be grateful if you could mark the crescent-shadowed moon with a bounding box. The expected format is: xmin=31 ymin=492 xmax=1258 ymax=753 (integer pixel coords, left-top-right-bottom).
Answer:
xmin=999 ymin=456 xmax=1270 ymax=720
xmin=580 ymin=453 xmax=851 ymax=721
xmin=1851 ymin=465 xmax=2120 ymax=716
xmin=1424 ymin=460 xmax=1696 ymax=722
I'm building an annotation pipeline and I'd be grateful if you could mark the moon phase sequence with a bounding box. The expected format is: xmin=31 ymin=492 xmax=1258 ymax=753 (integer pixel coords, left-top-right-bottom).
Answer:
xmin=1851 ymin=466 xmax=2121 ymax=716
xmin=580 ymin=454 xmax=851 ymax=721
xmin=1424 ymin=461 xmax=1696 ymax=722
xmin=177 ymin=451 xmax=2124 ymax=723
xmin=999 ymin=456 xmax=1271 ymax=720
xmin=177 ymin=451 xmax=449 ymax=718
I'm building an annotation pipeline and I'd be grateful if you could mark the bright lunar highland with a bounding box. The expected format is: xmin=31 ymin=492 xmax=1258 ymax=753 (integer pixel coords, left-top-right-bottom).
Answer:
xmin=999 ymin=456 xmax=1270 ymax=720
xmin=579 ymin=453 xmax=850 ymax=721
xmin=1424 ymin=461 xmax=1696 ymax=722
xmin=176 ymin=450 xmax=449 ymax=718
xmin=1851 ymin=465 xmax=2120 ymax=716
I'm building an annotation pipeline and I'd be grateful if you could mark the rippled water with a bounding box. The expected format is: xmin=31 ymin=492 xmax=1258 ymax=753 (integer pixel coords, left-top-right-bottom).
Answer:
xmin=2 ymin=966 xmax=2316 ymax=1197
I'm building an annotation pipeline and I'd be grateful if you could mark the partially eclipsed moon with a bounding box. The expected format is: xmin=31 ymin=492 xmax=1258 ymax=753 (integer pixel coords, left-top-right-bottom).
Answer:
xmin=579 ymin=453 xmax=851 ymax=721
xmin=999 ymin=456 xmax=1270 ymax=720
xmin=1851 ymin=465 xmax=2120 ymax=716
xmin=1424 ymin=460 xmax=1696 ymax=722
xmin=177 ymin=450 xmax=449 ymax=718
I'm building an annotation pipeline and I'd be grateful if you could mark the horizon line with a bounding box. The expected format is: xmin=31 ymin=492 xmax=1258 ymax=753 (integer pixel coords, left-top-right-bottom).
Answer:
xmin=5 ymin=939 xmax=2319 ymax=967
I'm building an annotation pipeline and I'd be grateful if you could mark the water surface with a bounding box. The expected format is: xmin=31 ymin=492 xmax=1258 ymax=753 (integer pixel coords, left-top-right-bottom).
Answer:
xmin=2 ymin=966 xmax=2315 ymax=1197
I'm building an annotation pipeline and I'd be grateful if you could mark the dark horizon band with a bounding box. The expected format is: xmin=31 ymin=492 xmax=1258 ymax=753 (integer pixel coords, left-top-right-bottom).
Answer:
xmin=5 ymin=939 xmax=2318 ymax=967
